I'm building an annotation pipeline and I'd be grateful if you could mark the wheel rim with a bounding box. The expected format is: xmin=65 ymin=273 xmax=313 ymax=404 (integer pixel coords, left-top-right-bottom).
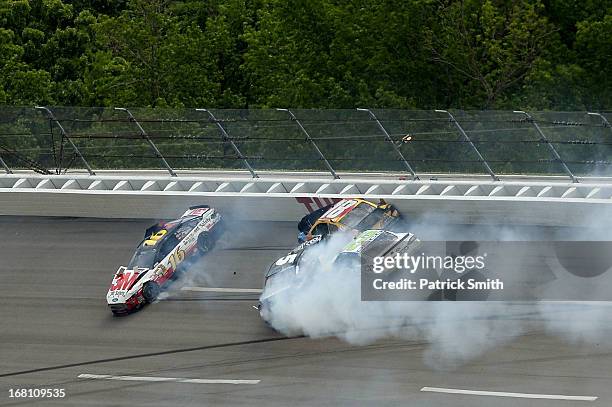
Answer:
xmin=143 ymin=283 xmax=159 ymax=302
xmin=199 ymin=234 xmax=210 ymax=252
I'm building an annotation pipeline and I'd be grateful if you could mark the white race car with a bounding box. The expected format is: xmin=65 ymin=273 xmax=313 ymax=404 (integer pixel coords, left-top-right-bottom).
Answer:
xmin=258 ymin=229 xmax=420 ymax=324
xmin=107 ymin=205 xmax=223 ymax=315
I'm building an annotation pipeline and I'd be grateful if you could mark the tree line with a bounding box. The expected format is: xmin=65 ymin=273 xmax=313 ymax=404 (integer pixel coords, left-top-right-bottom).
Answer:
xmin=0 ymin=0 xmax=610 ymax=110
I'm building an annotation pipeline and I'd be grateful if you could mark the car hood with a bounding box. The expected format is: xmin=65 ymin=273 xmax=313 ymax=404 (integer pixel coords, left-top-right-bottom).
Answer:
xmin=106 ymin=266 xmax=149 ymax=304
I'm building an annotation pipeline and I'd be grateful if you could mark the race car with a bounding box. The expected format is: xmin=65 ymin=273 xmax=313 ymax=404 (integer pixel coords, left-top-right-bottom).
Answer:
xmin=106 ymin=205 xmax=223 ymax=316
xmin=259 ymin=229 xmax=420 ymax=324
xmin=297 ymin=198 xmax=401 ymax=243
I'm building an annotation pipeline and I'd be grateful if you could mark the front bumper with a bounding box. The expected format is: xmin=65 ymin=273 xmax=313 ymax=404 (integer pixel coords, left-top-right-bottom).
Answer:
xmin=107 ymin=292 xmax=143 ymax=315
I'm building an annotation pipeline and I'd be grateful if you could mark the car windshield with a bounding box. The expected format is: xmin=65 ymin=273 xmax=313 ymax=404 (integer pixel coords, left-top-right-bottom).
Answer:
xmin=128 ymin=245 xmax=157 ymax=269
xmin=341 ymin=203 xmax=376 ymax=228
xmin=356 ymin=208 xmax=388 ymax=230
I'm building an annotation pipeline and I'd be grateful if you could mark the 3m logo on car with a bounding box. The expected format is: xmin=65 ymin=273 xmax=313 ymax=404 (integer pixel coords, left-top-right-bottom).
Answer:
xmin=110 ymin=267 xmax=146 ymax=291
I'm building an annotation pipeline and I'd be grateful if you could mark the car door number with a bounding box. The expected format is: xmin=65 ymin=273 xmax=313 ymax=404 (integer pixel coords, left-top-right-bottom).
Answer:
xmin=275 ymin=253 xmax=298 ymax=266
xmin=323 ymin=200 xmax=357 ymax=219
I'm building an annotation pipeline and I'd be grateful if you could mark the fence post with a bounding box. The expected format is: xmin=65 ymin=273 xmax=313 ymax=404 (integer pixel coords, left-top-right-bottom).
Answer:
xmin=35 ymin=106 xmax=95 ymax=175
xmin=195 ymin=109 xmax=259 ymax=178
xmin=587 ymin=112 xmax=612 ymax=131
xmin=435 ymin=109 xmax=499 ymax=181
xmin=0 ymin=153 xmax=11 ymax=174
xmin=357 ymin=108 xmax=419 ymax=180
xmin=514 ymin=110 xmax=578 ymax=183
xmin=115 ymin=108 xmax=177 ymax=177
xmin=0 ymin=143 xmax=52 ymax=175
xmin=277 ymin=108 xmax=339 ymax=179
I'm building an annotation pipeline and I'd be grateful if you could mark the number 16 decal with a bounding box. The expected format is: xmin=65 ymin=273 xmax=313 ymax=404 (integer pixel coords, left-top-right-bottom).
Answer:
xmin=168 ymin=249 xmax=186 ymax=271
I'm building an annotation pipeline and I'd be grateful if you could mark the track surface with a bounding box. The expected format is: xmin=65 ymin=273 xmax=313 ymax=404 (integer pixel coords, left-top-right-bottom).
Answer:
xmin=1 ymin=217 xmax=611 ymax=406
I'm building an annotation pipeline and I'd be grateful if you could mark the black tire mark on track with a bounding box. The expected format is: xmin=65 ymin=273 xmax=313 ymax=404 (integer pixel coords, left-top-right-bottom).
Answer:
xmin=0 ymin=336 xmax=302 ymax=379
xmin=219 ymin=246 xmax=293 ymax=251
xmin=160 ymin=297 xmax=259 ymax=302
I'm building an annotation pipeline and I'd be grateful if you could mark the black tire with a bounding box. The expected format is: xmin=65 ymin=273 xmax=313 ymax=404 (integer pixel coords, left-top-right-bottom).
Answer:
xmin=197 ymin=231 xmax=214 ymax=254
xmin=142 ymin=281 xmax=160 ymax=303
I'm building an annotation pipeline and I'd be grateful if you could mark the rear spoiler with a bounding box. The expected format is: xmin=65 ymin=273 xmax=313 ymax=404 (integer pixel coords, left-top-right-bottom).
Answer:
xmin=181 ymin=205 xmax=212 ymax=218
xmin=144 ymin=222 xmax=164 ymax=239
xmin=189 ymin=205 xmax=210 ymax=210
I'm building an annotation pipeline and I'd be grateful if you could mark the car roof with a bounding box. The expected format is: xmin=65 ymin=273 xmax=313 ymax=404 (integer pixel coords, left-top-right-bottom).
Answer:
xmin=316 ymin=198 xmax=377 ymax=224
xmin=181 ymin=206 xmax=212 ymax=218
xmin=340 ymin=229 xmax=410 ymax=255
xmin=142 ymin=217 xmax=193 ymax=247
xmin=341 ymin=230 xmax=388 ymax=253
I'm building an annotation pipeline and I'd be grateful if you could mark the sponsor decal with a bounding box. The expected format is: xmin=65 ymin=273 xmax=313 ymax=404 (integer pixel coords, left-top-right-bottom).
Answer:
xmin=293 ymin=234 xmax=323 ymax=252
xmin=295 ymin=197 xmax=341 ymax=213
xmin=110 ymin=269 xmax=140 ymax=291
xmin=343 ymin=230 xmax=384 ymax=253
xmin=275 ymin=253 xmax=298 ymax=266
xmin=320 ymin=199 xmax=359 ymax=220
xmin=182 ymin=207 xmax=209 ymax=217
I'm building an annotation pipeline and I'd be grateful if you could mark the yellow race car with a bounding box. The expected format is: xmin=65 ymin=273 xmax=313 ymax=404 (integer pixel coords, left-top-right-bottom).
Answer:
xmin=297 ymin=198 xmax=401 ymax=242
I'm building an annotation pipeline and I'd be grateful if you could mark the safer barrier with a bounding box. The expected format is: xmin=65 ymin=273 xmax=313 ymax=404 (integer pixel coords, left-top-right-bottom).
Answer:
xmin=1 ymin=172 xmax=611 ymax=226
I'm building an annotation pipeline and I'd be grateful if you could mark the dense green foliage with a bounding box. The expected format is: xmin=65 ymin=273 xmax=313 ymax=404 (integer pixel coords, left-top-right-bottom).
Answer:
xmin=0 ymin=0 xmax=610 ymax=109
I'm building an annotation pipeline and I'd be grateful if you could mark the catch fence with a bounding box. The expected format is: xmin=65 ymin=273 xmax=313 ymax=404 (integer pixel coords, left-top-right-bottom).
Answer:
xmin=0 ymin=107 xmax=610 ymax=182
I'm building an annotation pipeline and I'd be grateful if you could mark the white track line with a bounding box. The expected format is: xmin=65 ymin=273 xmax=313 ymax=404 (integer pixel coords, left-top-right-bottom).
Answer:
xmin=180 ymin=286 xmax=263 ymax=294
xmin=78 ymin=374 xmax=260 ymax=385
xmin=420 ymin=387 xmax=597 ymax=401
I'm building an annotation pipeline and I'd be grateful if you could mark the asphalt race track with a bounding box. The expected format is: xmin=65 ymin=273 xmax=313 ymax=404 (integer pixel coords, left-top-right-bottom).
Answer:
xmin=1 ymin=216 xmax=612 ymax=406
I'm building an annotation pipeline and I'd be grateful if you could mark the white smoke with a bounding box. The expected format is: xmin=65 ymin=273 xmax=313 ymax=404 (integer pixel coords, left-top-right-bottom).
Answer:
xmin=261 ymin=211 xmax=612 ymax=368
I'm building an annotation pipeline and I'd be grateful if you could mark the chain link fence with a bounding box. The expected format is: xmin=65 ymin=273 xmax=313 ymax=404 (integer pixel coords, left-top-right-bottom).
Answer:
xmin=0 ymin=107 xmax=610 ymax=180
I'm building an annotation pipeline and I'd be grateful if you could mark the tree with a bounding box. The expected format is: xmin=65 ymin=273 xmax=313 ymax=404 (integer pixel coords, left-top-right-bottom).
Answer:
xmin=242 ymin=0 xmax=437 ymax=108
xmin=575 ymin=13 xmax=612 ymax=109
xmin=428 ymin=0 xmax=560 ymax=108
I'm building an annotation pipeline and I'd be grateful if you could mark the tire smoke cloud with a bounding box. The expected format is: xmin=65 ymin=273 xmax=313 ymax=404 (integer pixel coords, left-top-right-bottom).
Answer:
xmin=261 ymin=212 xmax=612 ymax=368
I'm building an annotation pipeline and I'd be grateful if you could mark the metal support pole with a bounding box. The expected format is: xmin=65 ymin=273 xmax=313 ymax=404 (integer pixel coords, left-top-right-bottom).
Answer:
xmin=195 ymin=109 xmax=258 ymax=178
xmin=435 ymin=109 xmax=499 ymax=181
xmin=587 ymin=112 xmax=612 ymax=131
xmin=0 ymin=143 xmax=51 ymax=175
xmin=277 ymin=108 xmax=339 ymax=179
xmin=0 ymin=153 xmax=11 ymax=174
xmin=357 ymin=108 xmax=419 ymax=180
xmin=35 ymin=106 xmax=95 ymax=175
xmin=115 ymin=108 xmax=176 ymax=177
xmin=514 ymin=110 xmax=578 ymax=183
